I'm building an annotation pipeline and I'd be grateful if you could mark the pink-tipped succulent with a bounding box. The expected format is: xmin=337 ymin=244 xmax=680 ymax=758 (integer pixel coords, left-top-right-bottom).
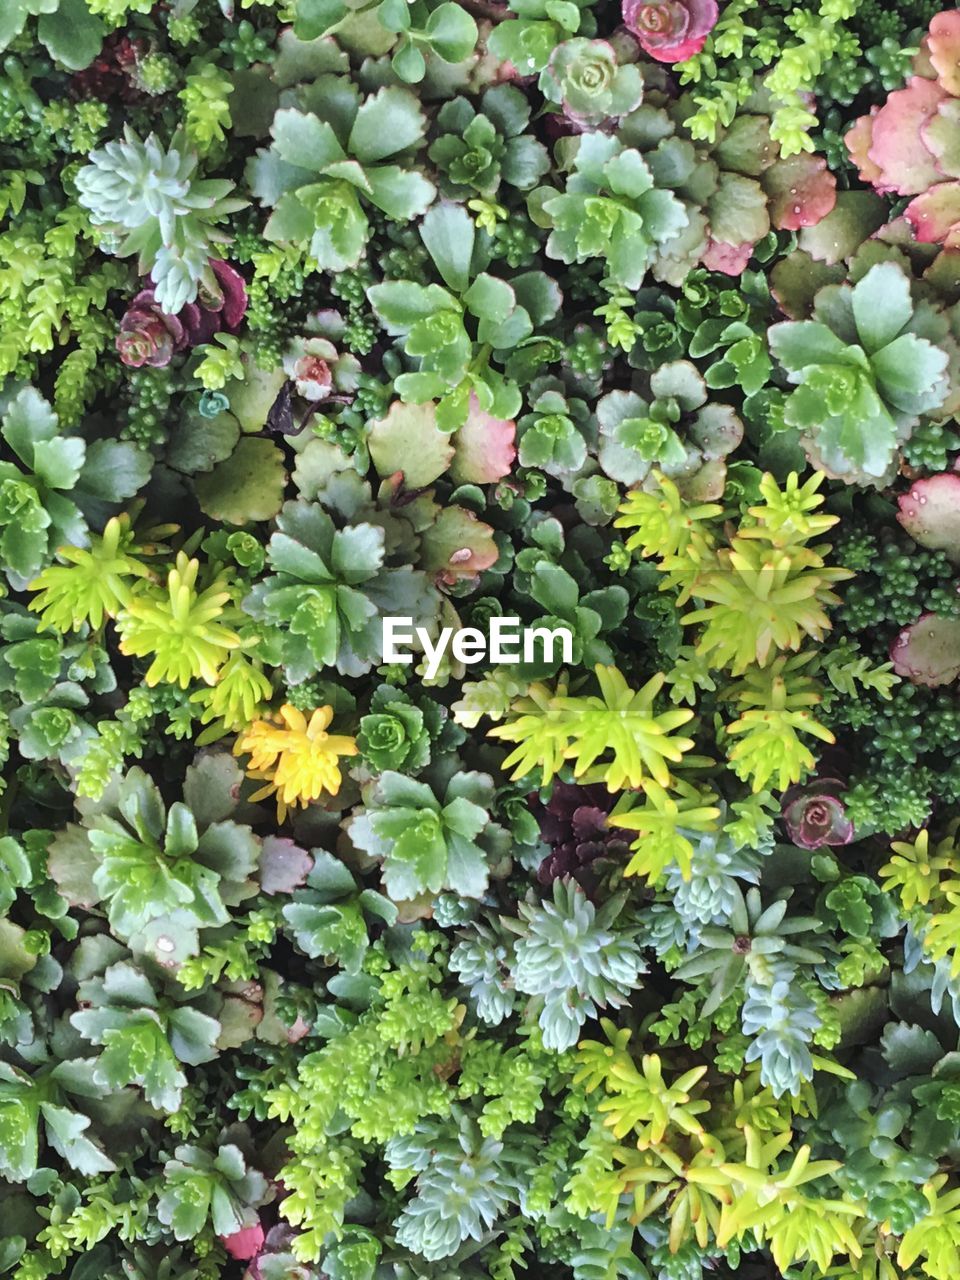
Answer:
xmin=897 ymin=471 xmax=960 ymax=565
xmin=890 ymin=612 xmax=960 ymax=686
xmin=116 ymin=259 xmax=247 ymax=368
xmin=450 ymin=395 xmax=516 ymax=485
xmin=762 ymin=152 xmax=838 ymax=231
xmin=845 ymin=11 xmax=960 ymax=247
xmin=622 ymin=0 xmax=718 ymax=63
xmin=782 ymin=778 xmax=854 ymax=850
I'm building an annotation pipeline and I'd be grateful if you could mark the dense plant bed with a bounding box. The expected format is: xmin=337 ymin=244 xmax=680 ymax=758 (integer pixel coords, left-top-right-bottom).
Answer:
xmin=2 ymin=0 xmax=960 ymax=1277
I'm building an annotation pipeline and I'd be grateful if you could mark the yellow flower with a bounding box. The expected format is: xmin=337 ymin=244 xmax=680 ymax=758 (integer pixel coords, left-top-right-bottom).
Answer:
xmin=235 ymin=704 xmax=357 ymax=821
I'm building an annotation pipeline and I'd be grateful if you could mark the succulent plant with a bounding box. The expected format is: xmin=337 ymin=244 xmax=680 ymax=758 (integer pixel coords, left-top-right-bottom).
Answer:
xmin=768 ymin=263 xmax=953 ymax=482
xmin=283 ymin=336 xmax=360 ymax=403
xmin=846 ymin=11 xmax=960 ymax=247
xmin=503 ymin=878 xmax=645 ymax=1051
xmin=622 ymin=0 xmax=718 ymax=63
xmin=539 ymin=38 xmax=644 ymax=129
xmin=516 ymin=382 xmax=592 ymax=477
xmin=596 ymin=360 xmax=742 ymax=494
xmin=532 ymin=781 xmax=631 ymax=890
xmin=249 ymin=85 xmax=435 ymax=273
xmin=242 ymin=500 xmax=440 ymax=681
xmin=76 ymin=128 xmax=246 ymax=312
xmin=0 ymin=387 xmax=150 ymax=590
xmin=429 ymin=86 xmax=550 ymax=198
xmin=897 ymin=472 xmax=960 ymax=566
xmin=782 ymin=778 xmax=855 ymax=849
xmin=890 ymin=613 xmax=960 ymax=687
xmin=348 ymin=768 xmax=511 ymax=901
xmin=47 ymin=759 xmax=261 ymax=964
xmin=116 ymin=261 xmax=247 ymax=368
xmin=536 ymin=131 xmax=690 ymax=290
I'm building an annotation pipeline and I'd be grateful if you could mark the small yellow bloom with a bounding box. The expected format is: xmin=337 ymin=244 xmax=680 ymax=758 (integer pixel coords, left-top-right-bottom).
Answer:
xmin=234 ymin=704 xmax=357 ymax=822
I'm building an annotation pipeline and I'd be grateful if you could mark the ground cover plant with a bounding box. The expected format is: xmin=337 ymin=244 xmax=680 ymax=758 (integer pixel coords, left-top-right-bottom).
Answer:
xmin=4 ymin=0 xmax=960 ymax=1277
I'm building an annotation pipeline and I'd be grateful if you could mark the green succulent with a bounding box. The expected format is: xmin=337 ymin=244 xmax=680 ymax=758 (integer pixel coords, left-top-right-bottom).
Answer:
xmin=357 ymin=684 xmax=448 ymax=774
xmin=71 ymin=959 xmax=221 ymax=1112
xmin=0 ymin=386 xmax=150 ymax=590
xmin=768 ymin=263 xmax=953 ymax=483
xmin=281 ymin=848 xmax=397 ymax=974
xmin=76 ymin=128 xmax=246 ymax=312
xmin=596 ymin=360 xmax=743 ymax=488
xmin=386 ymin=1112 xmax=536 ymax=1261
xmin=516 ymin=382 xmax=592 ymax=476
xmin=0 ymin=0 xmax=106 ymax=70
xmin=249 ymin=85 xmax=435 ymax=274
xmin=539 ymin=38 xmax=644 ymax=128
xmin=535 ymin=131 xmax=689 ymax=290
xmin=47 ymin=760 xmax=260 ymax=962
xmin=487 ymin=0 xmax=596 ymax=73
xmin=294 ymin=0 xmax=477 ymax=84
xmin=0 ymin=1057 xmax=115 ymax=1183
xmin=242 ymin=499 xmax=439 ymax=682
xmin=503 ymin=879 xmax=645 ymax=1051
xmin=349 ymin=768 xmax=510 ymax=902
xmin=429 ymin=86 xmax=550 ymax=198
xmin=157 ymin=1143 xmax=269 ymax=1241
xmin=673 ymin=885 xmax=825 ymax=1016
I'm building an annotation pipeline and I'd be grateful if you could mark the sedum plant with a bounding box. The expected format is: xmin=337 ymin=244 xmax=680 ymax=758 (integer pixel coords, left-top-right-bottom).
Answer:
xmin=0 ymin=387 xmax=149 ymax=589
xmin=503 ymin=879 xmax=646 ymax=1051
xmin=489 ymin=664 xmax=696 ymax=792
xmin=429 ymin=86 xmax=550 ymax=199
xmin=76 ymin=128 xmax=246 ymax=313
xmin=7 ymin=2 xmax=960 ymax=1279
xmin=348 ymin=768 xmax=509 ymax=901
xmin=242 ymin=499 xmax=438 ymax=681
xmin=768 ymin=263 xmax=953 ymax=483
xmin=535 ymin=132 xmax=690 ymax=290
xmin=249 ymin=86 xmax=435 ymax=274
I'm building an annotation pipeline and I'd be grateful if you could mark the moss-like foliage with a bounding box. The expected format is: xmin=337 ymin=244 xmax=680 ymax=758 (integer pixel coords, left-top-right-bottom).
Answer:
xmin=3 ymin=3 xmax=960 ymax=1280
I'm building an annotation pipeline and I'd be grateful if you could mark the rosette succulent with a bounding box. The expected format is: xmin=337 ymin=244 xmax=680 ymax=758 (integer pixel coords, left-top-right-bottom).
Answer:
xmin=242 ymin=500 xmax=439 ymax=681
xmin=504 ymin=879 xmax=645 ymax=1051
xmin=76 ymin=128 xmax=246 ymax=312
xmin=539 ymin=38 xmax=644 ymax=128
xmin=283 ymin=337 xmax=360 ymax=403
xmin=117 ymin=260 xmax=247 ymax=368
xmin=357 ymin=685 xmax=448 ymax=774
xmin=249 ymin=85 xmax=435 ymax=273
xmin=429 ymin=86 xmax=550 ymax=198
xmin=349 ymin=769 xmax=510 ymax=901
xmin=532 ymin=781 xmax=631 ymax=889
xmin=623 ymin=0 xmax=718 ymax=61
xmin=783 ymin=779 xmax=855 ymax=849
xmin=47 ymin=760 xmax=261 ymax=962
xmin=0 ymin=387 xmax=150 ymax=589
xmin=768 ymin=263 xmax=953 ymax=482
xmin=516 ymin=382 xmax=592 ymax=476
xmin=596 ymin=360 xmax=742 ymax=492
xmin=537 ymin=132 xmax=689 ymax=289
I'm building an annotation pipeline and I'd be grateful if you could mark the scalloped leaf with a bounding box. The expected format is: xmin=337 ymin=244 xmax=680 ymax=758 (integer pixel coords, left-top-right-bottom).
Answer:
xmin=193 ymin=438 xmax=286 ymax=525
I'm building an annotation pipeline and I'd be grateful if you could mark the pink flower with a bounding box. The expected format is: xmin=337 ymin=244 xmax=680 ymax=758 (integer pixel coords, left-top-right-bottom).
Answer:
xmin=219 ymin=1223 xmax=265 ymax=1261
xmin=116 ymin=260 xmax=248 ymax=369
xmin=622 ymin=0 xmax=718 ymax=62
